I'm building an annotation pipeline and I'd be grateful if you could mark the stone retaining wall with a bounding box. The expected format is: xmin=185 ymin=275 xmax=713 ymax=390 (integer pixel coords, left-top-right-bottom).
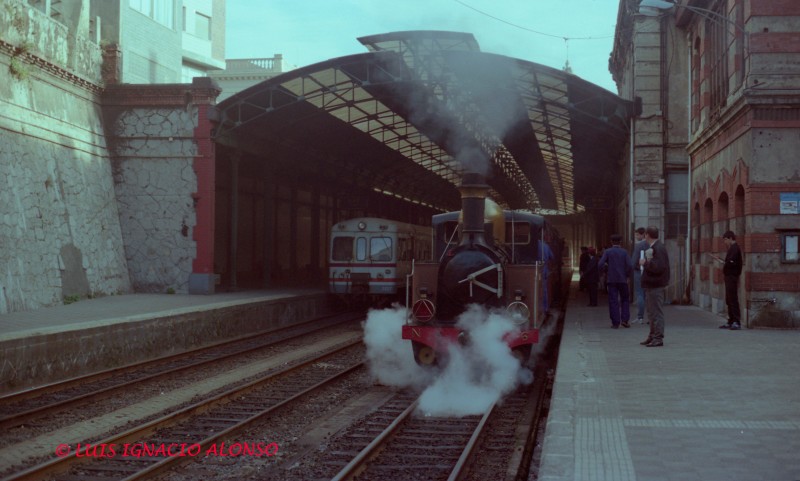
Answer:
xmin=0 ymin=293 xmax=332 ymax=394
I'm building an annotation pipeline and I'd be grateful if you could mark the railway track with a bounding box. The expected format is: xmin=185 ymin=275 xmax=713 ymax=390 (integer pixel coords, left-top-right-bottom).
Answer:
xmin=3 ymin=339 xmax=366 ymax=481
xmin=0 ymin=311 xmax=361 ymax=431
xmin=319 ymin=391 xmax=489 ymax=481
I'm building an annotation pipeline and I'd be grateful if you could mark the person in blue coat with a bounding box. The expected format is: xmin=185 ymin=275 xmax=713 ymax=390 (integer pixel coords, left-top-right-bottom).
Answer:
xmin=598 ymin=234 xmax=633 ymax=328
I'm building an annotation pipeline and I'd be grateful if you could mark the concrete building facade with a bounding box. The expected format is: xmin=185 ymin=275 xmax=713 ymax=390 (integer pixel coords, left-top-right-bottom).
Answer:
xmin=86 ymin=0 xmax=225 ymax=84
xmin=612 ymin=0 xmax=800 ymax=327
xmin=611 ymin=0 xmax=691 ymax=305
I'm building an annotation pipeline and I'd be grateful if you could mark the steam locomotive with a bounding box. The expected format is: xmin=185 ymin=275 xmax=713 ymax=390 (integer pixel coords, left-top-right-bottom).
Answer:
xmin=402 ymin=173 xmax=561 ymax=366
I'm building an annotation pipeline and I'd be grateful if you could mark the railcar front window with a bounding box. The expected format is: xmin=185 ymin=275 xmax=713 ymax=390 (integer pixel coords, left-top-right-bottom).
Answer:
xmin=356 ymin=237 xmax=367 ymax=261
xmin=332 ymin=237 xmax=354 ymax=261
xmin=371 ymin=237 xmax=392 ymax=261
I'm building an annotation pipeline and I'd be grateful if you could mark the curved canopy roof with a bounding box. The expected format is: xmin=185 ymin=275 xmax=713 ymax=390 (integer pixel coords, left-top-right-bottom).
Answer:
xmin=214 ymin=31 xmax=633 ymax=215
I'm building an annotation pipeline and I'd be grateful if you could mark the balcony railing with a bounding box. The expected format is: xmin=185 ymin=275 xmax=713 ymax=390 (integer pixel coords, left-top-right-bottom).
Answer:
xmin=224 ymin=55 xmax=283 ymax=73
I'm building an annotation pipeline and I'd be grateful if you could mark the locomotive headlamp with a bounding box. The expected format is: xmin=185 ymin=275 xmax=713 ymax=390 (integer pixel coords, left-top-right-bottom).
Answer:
xmin=506 ymin=301 xmax=530 ymax=325
xmin=358 ymin=222 xmax=367 ymax=230
xmin=514 ymin=289 xmax=525 ymax=301
xmin=418 ymin=287 xmax=428 ymax=298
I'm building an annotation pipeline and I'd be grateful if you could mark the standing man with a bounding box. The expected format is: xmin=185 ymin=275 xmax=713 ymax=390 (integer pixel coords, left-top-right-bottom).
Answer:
xmin=584 ymin=247 xmax=600 ymax=307
xmin=630 ymin=227 xmax=648 ymax=324
xmin=579 ymin=246 xmax=590 ymax=292
xmin=598 ymin=234 xmax=633 ymax=328
xmin=639 ymin=226 xmax=670 ymax=347
xmin=712 ymin=230 xmax=743 ymax=330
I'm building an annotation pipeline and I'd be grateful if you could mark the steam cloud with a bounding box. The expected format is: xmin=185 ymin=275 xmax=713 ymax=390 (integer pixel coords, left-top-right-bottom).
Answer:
xmin=363 ymin=304 xmax=534 ymax=417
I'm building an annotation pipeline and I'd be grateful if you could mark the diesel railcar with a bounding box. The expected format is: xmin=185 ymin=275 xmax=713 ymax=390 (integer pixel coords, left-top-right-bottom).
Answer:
xmin=329 ymin=217 xmax=432 ymax=305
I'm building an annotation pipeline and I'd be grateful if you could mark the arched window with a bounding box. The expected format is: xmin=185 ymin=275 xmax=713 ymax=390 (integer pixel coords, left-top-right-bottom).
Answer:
xmin=718 ymin=192 xmax=730 ymax=234
xmin=734 ymin=185 xmax=745 ymax=215
xmin=703 ymin=198 xmax=714 ymax=259
xmin=734 ymin=185 xmax=745 ymax=235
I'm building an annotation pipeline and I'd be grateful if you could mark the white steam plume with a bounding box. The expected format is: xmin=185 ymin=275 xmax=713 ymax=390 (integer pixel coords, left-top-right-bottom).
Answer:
xmin=362 ymin=304 xmax=535 ymax=418
xmin=363 ymin=304 xmax=433 ymax=388
xmin=417 ymin=304 xmax=532 ymax=416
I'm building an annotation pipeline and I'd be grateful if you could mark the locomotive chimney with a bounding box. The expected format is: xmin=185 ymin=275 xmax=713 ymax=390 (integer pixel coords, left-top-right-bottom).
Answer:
xmin=458 ymin=172 xmax=489 ymax=246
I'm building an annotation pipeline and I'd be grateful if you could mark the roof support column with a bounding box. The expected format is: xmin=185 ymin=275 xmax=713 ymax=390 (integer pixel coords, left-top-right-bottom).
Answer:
xmin=189 ymin=82 xmax=220 ymax=294
xmin=228 ymin=151 xmax=240 ymax=290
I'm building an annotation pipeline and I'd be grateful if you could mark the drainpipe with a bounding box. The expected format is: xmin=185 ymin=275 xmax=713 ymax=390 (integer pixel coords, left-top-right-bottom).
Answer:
xmin=230 ymin=151 xmax=239 ymax=289
xmin=629 ymin=120 xmax=635 ymax=240
xmin=685 ymin=32 xmax=692 ymax=303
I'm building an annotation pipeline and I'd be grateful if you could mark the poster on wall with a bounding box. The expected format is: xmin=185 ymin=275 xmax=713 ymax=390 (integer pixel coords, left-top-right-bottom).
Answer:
xmin=779 ymin=193 xmax=800 ymax=214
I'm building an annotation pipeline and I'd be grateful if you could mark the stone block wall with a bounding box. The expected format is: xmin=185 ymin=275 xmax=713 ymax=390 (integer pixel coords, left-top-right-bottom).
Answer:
xmin=0 ymin=1 xmax=132 ymax=314
xmin=107 ymin=106 xmax=199 ymax=293
xmin=103 ymin=80 xmax=220 ymax=294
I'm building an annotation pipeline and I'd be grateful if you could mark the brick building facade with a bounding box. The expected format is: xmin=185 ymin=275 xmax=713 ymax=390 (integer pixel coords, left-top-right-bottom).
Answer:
xmin=612 ymin=0 xmax=800 ymax=327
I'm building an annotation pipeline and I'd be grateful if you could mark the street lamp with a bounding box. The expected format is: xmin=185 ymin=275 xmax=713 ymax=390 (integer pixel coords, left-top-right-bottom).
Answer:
xmin=638 ymin=0 xmax=745 ymax=33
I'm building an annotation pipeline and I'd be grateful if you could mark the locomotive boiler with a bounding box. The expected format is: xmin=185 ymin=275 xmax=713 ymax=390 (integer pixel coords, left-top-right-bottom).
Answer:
xmin=402 ymin=172 xmax=558 ymax=366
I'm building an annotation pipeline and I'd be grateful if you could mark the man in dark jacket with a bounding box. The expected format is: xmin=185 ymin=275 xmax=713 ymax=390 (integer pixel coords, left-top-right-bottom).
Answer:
xmin=584 ymin=247 xmax=600 ymax=306
xmin=712 ymin=230 xmax=743 ymax=330
xmin=598 ymin=234 xmax=633 ymax=328
xmin=579 ymin=246 xmax=590 ymax=291
xmin=638 ymin=226 xmax=670 ymax=347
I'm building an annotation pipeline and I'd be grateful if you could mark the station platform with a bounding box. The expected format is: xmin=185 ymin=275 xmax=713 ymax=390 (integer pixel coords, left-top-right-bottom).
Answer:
xmin=0 ymin=288 xmax=329 ymax=395
xmin=538 ymin=283 xmax=800 ymax=481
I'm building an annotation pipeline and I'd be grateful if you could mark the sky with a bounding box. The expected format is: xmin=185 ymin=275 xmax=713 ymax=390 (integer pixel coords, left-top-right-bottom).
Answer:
xmin=224 ymin=0 xmax=622 ymax=93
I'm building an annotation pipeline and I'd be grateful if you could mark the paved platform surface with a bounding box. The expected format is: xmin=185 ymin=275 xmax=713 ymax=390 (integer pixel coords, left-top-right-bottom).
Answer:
xmin=0 ymin=288 xmax=324 ymax=341
xmin=538 ymin=284 xmax=800 ymax=481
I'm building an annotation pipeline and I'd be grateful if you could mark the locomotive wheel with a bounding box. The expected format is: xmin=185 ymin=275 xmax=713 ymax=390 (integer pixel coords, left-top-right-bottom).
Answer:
xmin=412 ymin=341 xmax=437 ymax=366
xmin=512 ymin=345 xmax=532 ymax=365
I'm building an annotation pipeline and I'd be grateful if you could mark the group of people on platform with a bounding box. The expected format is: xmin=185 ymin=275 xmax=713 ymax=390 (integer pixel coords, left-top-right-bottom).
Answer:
xmin=578 ymin=227 xmax=743 ymax=347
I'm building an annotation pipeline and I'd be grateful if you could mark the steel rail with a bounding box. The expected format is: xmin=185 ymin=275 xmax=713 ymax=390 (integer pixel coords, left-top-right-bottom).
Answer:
xmin=0 ymin=311 xmax=360 ymax=430
xmin=447 ymin=400 xmax=497 ymax=481
xmin=331 ymin=398 xmax=497 ymax=481
xmin=330 ymin=399 xmax=419 ymax=481
xmin=122 ymin=361 xmax=365 ymax=481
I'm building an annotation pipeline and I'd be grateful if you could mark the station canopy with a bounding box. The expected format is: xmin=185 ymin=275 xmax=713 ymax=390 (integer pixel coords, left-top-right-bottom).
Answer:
xmin=214 ymin=31 xmax=634 ymax=215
